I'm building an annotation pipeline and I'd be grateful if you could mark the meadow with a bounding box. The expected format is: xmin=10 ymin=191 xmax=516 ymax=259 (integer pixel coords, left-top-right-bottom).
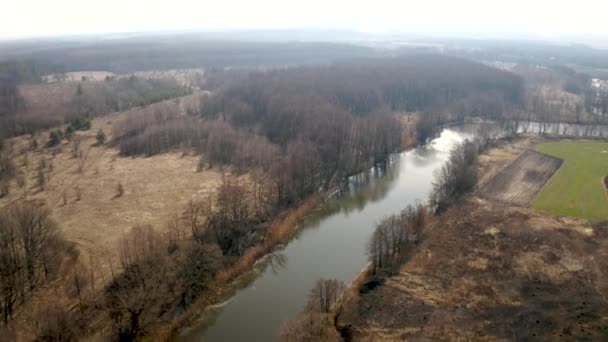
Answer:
xmin=532 ymin=140 xmax=608 ymax=222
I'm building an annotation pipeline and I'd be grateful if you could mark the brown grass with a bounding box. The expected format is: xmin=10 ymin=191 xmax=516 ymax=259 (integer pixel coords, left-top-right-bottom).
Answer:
xmin=338 ymin=139 xmax=608 ymax=340
xmin=0 ymin=112 xmax=232 ymax=289
xmin=338 ymin=199 xmax=608 ymax=340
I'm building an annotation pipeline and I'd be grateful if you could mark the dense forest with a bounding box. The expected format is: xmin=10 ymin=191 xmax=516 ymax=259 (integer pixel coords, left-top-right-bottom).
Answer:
xmin=0 ymin=60 xmax=64 ymax=83
xmin=115 ymin=55 xmax=524 ymax=207
xmin=0 ymin=37 xmax=375 ymax=73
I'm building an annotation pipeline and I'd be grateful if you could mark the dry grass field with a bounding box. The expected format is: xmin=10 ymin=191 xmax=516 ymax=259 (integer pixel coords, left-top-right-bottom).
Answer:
xmin=0 ymin=99 xmax=236 ymax=283
xmin=337 ymin=199 xmax=608 ymax=341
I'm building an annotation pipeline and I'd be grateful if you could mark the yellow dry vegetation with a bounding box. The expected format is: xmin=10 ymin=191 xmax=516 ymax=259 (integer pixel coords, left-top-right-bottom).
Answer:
xmin=0 ymin=112 xmax=240 ymax=281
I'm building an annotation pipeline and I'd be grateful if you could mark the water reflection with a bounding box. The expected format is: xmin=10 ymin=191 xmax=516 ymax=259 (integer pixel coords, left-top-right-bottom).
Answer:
xmin=266 ymin=252 xmax=287 ymax=275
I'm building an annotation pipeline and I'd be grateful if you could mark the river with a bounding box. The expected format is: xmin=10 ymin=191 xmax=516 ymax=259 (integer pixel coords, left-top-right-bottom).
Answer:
xmin=179 ymin=124 xmax=484 ymax=341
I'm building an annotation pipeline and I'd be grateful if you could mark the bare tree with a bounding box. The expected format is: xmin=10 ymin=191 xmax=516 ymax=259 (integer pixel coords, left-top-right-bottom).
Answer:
xmin=307 ymin=278 xmax=345 ymax=313
xmin=208 ymin=180 xmax=251 ymax=255
xmin=185 ymin=198 xmax=211 ymax=238
xmin=0 ymin=201 xmax=66 ymax=322
xmin=279 ymin=312 xmax=340 ymax=342
xmin=429 ymin=140 xmax=479 ymax=214
xmin=34 ymin=303 xmax=80 ymax=341
xmin=368 ymin=204 xmax=429 ymax=275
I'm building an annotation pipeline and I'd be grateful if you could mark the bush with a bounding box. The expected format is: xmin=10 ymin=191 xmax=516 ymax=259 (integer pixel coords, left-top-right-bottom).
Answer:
xmin=64 ymin=125 xmax=75 ymax=139
xmin=69 ymin=115 xmax=91 ymax=131
xmin=48 ymin=129 xmax=64 ymax=146
xmin=96 ymin=129 xmax=106 ymax=145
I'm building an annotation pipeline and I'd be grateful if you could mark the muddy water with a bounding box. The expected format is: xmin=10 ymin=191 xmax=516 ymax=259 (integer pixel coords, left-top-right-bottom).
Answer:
xmin=179 ymin=126 xmax=479 ymax=342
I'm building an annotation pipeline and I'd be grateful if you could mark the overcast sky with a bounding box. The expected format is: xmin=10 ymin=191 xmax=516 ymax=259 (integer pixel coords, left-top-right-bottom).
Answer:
xmin=2 ymin=0 xmax=608 ymax=40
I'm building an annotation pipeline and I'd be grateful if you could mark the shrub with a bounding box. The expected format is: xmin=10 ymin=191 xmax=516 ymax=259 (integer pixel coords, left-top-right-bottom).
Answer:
xmin=48 ymin=129 xmax=64 ymax=146
xmin=64 ymin=125 xmax=75 ymax=139
xmin=96 ymin=129 xmax=106 ymax=145
xmin=69 ymin=115 xmax=91 ymax=131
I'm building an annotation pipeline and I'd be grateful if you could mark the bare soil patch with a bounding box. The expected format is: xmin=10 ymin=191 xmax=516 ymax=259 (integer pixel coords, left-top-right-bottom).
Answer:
xmin=476 ymin=135 xmax=539 ymax=188
xmin=479 ymin=149 xmax=563 ymax=205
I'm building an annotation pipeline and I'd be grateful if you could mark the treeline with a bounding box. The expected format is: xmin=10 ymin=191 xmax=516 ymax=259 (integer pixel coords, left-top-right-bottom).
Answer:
xmin=0 ymin=75 xmax=189 ymax=139
xmin=74 ymin=76 xmax=190 ymax=115
xmin=113 ymin=99 xmax=402 ymax=208
xmin=279 ymin=278 xmax=345 ymax=341
xmin=201 ymin=56 xmax=521 ymax=194
xmin=105 ymin=224 xmax=222 ymax=339
xmin=0 ymin=201 xmax=71 ymax=323
xmin=202 ymin=55 xmax=524 ymax=124
xmin=85 ymin=178 xmax=274 ymax=339
xmin=429 ymin=140 xmax=481 ymax=214
xmin=0 ymin=142 xmax=15 ymax=197
xmin=0 ymin=60 xmax=63 ymax=84
xmin=0 ymin=177 xmax=275 ymax=339
xmin=0 ymin=37 xmax=374 ymax=73
xmin=0 ymin=81 xmax=23 ymax=139
xmin=367 ymin=204 xmax=429 ymax=275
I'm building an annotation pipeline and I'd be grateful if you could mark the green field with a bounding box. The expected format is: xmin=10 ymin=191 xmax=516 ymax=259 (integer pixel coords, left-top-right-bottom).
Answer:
xmin=532 ymin=140 xmax=608 ymax=222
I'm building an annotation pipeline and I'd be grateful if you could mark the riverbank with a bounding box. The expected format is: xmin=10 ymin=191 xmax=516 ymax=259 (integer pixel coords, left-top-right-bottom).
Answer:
xmin=163 ymin=193 xmax=324 ymax=339
xmin=177 ymin=126 xmax=480 ymax=341
xmin=166 ymin=117 xmax=426 ymax=340
xmin=335 ymin=135 xmax=608 ymax=340
xmin=336 ymin=198 xmax=608 ymax=340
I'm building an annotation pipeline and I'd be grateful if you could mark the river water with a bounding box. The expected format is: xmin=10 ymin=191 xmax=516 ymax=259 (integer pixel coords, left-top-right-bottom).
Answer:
xmin=179 ymin=125 xmax=483 ymax=341
xmin=180 ymin=119 xmax=608 ymax=341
